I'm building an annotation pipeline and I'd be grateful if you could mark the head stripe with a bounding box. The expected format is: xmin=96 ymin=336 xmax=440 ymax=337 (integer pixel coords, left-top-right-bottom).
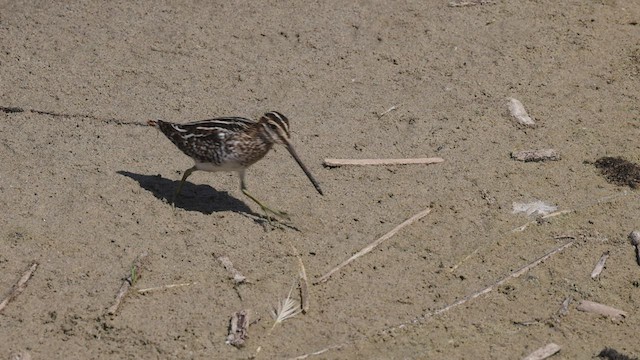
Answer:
xmin=261 ymin=111 xmax=290 ymax=139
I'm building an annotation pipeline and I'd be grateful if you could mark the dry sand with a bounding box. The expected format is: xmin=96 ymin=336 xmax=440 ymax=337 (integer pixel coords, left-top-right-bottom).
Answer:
xmin=1 ymin=1 xmax=639 ymax=359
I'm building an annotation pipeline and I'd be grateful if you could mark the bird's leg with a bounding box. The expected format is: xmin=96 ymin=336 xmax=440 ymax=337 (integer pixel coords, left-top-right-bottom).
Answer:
xmin=172 ymin=166 xmax=197 ymax=206
xmin=239 ymin=170 xmax=290 ymax=221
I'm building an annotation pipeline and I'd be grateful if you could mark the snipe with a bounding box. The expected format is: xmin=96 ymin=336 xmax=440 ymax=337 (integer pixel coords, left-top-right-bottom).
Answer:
xmin=148 ymin=111 xmax=323 ymax=219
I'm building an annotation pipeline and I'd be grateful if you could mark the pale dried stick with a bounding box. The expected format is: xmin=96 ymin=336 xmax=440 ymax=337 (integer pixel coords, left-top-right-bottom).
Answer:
xmin=512 ymin=210 xmax=572 ymax=232
xmin=511 ymin=149 xmax=561 ymax=162
xmin=323 ymin=157 xmax=444 ymax=167
xmin=448 ymin=0 xmax=494 ymax=7
xmin=0 ymin=262 xmax=38 ymax=313
xmin=218 ymin=256 xmax=247 ymax=284
xmin=576 ymin=300 xmax=627 ymax=322
xmin=523 ymin=343 xmax=561 ymax=360
xmin=316 ymin=208 xmax=432 ymax=284
xmin=107 ymin=252 xmax=149 ymax=315
xmin=290 ymin=343 xmax=349 ymax=360
xmin=292 ymin=245 xmax=311 ymax=314
xmin=288 ymin=243 xmax=310 ymax=313
xmin=137 ymin=282 xmax=196 ymax=294
xmin=436 ymin=241 xmax=573 ymax=316
xmin=591 ymin=251 xmax=610 ymax=279
xmin=452 ymin=208 xmax=570 ymax=272
xmin=377 ymin=105 xmax=399 ymax=119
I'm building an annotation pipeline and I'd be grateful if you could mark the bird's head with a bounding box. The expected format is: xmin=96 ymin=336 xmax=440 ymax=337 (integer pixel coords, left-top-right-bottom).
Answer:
xmin=259 ymin=111 xmax=291 ymax=144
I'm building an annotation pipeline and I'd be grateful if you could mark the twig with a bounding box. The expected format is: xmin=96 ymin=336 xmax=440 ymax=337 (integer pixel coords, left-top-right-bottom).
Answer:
xmin=523 ymin=343 xmax=561 ymax=360
xmin=448 ymin=0 xmax=494 ymax=7
xmin=107 ymin=252 xmax=149 ymax=315
xmin=577 ymin=300 xmax=627 ymax=322
xmin=437 ymin=241 xmax=573 ymax=316
xmin=294 ymin=248 xmax=311 ymax=314
xmin=137 ymin=282 xmax=195 ymax=294
xmin=290 ymin=343 xmax=349 ymax=360
xmin=0 ymin=262 xmax=38 ymax=313
xmin=511 ymin=149 xmax=561 ymax=162
xmin=218 ymin=256 xmax=247 ymax=284
xmin=591 ymin=251 xmax=610 ymax=279
xmin=377 ymin=105 xmax=399 ymax=119
xmin=323 ymin=157 xmax=444 ymax=167
xmin=316 ymin=208 xmax=432 ymax=284
xmin=512 ymin=210 xmax=572 ymax=232
xmin=226 ymin=310 xmax=250 ymax=348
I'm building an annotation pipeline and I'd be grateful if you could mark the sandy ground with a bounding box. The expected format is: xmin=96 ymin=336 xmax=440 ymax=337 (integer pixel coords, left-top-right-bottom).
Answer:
xmin=1 ymin=1 xmax=640 ymax=359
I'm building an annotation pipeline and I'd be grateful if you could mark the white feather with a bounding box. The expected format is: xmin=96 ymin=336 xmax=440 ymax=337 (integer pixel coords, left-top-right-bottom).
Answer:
xmin=512 ymin=201 xmax=558 ymax=216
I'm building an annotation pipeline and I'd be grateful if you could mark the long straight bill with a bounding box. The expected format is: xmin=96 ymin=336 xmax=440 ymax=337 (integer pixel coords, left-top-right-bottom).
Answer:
xmin=283 ymin=139 xmax=323 ymax=195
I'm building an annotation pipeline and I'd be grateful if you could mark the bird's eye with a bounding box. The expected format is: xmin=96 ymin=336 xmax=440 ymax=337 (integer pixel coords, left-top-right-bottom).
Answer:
xmin=268 ymin=123 xmax=280 ymax=132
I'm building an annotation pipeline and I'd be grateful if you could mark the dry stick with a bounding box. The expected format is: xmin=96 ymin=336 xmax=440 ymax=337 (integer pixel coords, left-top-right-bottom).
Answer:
xmin=429 ymin=241 xmax=573 ymax=318
xmin=137 ymin=282 xmax=196 ymax=294
xmin=107 ymin=252 xmax=149 ymax=315
xmin=523 ymin=343 xmax=561 ymax=360
xmin=591 ymin=251 xmax=610 ymax=279
xmin=293 ymin=246 xmax=311 ymax=314
xmin=323 ymin=157 xmax=444 ymax=167
xmin=293 ymin=241 xmax=573 ymax=359
xmin=0 ymin=262 xmax=38 ymax=313
xmin=450 ymin=233 xmax=574 ymax=273
xmin=377 ymin=105 xmax=399 ymax=119
xmin=576 ymin=300 xmax=627 ymax=322
xmin=511 ymin=149 xmax=561 ymax=162
xmin=448 ymin=0 xmax=494 ymax=7
xmin=291 ymin=343 xmax=348 ymax=360
xmin=316 ymin=208 xmax=432 ymax=284
xmin=512 ymin=210 xmax=572 ymax=233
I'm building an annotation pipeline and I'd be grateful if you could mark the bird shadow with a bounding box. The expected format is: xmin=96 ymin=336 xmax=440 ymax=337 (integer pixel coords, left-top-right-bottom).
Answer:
xmin=117 ymin=170 xmax=255 ymax=214
xmin=117 ymin=171 xmax=299 ymax=231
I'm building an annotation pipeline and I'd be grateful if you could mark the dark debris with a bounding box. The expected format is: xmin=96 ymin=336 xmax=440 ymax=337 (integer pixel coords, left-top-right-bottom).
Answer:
xmin=0 ymin=106 xmax=24 ymax=113
xmin=594 ymin=156 xmax=640 ymax=189
xmin=598 ymin=347 xmax=638 ymax=360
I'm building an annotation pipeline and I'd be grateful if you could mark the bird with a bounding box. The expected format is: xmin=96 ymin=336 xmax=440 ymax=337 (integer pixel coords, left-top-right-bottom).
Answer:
xmin=147 ymin=111 xmax=323 ymax=219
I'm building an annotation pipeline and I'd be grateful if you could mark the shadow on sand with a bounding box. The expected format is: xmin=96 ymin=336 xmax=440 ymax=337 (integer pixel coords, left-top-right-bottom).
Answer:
xmin=118 ymin=171 xmax=300 ymax=231
xmin=117 ymin=170 xmax=255 ymax=215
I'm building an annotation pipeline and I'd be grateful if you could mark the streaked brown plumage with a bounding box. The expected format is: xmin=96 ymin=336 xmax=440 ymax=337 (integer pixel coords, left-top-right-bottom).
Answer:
xmin=148 ymin=111 xmax=322 ymax=219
